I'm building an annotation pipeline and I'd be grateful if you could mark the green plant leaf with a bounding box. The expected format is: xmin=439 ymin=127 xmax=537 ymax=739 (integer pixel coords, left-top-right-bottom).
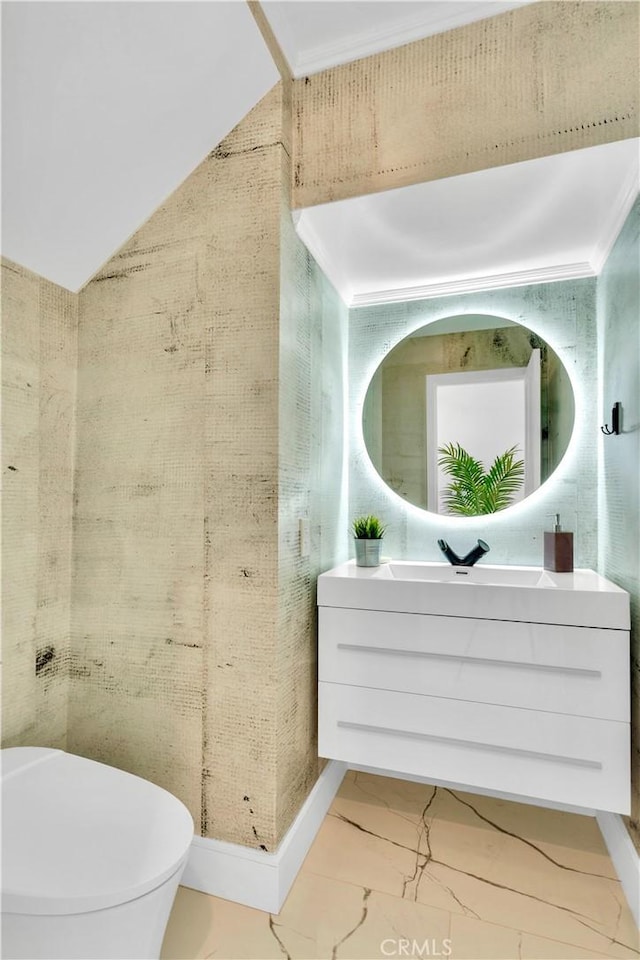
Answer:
xmin=352 ymin=515 xmax=386 ymax=539
xmin=480 ymin=445 xmax=525 ymax=513
xmin=437 ymin=443 xmax=485 ymax=516
xmin=437 ymin=442 xmax=525 ymax=515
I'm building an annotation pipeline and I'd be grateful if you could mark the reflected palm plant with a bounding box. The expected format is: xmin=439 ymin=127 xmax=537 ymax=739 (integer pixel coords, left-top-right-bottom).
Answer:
xmin=438 ymin=442 xmax=525 ymax=516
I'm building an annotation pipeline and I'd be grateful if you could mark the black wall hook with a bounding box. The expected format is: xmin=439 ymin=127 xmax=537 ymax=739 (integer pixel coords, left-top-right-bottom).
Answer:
xmin=601 ymin=401 xmax=621 ymax=436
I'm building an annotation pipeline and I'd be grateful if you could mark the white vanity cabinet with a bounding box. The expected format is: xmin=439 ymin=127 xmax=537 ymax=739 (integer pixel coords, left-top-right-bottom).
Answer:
xmin=317 ymin=561 xmax=631 ymax=814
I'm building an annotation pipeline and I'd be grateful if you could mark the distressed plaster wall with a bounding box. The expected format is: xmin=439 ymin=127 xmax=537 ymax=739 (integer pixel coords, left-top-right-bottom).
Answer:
xmin=71 ymin=147 xmax=208 ymax=825
xmin=292 ymin=1 xmax=639 ymax=208
xmin=597 ymin=196 xmax=640 ymax=851
xmin=349 ymin=279 xmax=598 ymax=568
xmin=199 ymin=87 xmax=284 ymax=847
xmin=1 ymin=258 xmax=77 ymax=749
xmin=70 ymin=83 xmax=346 ymax=849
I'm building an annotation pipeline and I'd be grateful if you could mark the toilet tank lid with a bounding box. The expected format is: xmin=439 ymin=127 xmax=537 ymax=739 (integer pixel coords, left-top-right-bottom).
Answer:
xmin=1 ymin=747 xmax=194 ymax=916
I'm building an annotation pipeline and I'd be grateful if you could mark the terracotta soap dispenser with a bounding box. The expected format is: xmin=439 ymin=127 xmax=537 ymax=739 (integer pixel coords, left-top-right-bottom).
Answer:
xmin=544 ymin=514 xmax=573 ymax=572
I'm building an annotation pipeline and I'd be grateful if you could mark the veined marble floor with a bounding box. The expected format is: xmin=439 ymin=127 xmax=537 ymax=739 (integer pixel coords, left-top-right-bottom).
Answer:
xmin=161 ymin=771 xmax=640 ymax=960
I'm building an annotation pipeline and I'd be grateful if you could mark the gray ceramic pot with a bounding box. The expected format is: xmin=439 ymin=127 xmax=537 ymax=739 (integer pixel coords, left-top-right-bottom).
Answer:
xmin=354 ymin=538 xmax=382 ymax=567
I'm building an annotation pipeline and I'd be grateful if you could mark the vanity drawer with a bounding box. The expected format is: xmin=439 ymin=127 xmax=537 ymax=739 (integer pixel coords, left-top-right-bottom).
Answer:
xmin=318 ymin=682 xmax=630 ymax=814
xmin=318 ymin=607 xmax=629 ymax=721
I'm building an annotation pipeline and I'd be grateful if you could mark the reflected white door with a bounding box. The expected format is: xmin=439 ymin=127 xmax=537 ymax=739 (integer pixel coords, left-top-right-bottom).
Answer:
xmin=426 ymin=352 xmax=541 ymax=513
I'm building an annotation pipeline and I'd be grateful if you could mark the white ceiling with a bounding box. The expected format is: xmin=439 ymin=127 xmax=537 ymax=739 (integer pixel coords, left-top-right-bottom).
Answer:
xmin=294 ymin=139 xmax=640 ymax=307
xmin=1 ymin=1 xmax=636 ymax=297
xmin=261 ymin=1 xmax=530 ymax=77
xmin=1 ymin=2 xmax=279 ymax=292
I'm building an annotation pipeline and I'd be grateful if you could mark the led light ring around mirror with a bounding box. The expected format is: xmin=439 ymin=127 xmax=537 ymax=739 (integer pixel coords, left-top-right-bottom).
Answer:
xmin=358 ymin=311 xmax=581 ymax=525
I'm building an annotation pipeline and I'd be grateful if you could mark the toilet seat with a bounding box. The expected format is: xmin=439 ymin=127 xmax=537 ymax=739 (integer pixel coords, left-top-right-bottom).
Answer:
xmin=2 ymin=748 xmax=194 ymax=916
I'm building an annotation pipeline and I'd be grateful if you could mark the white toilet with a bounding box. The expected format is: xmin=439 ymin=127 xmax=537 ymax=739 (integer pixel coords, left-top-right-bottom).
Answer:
xmin=1 ymin=746 xmax=194 ymax=960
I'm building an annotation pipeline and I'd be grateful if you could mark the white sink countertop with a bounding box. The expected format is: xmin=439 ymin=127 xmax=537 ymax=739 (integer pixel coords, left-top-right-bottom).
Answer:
xmin=318 ymin=560 xmax=629 ymax=629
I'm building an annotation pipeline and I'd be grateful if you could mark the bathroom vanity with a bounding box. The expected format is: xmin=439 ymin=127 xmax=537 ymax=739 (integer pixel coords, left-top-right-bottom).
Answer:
xmin=317 ymin=560 xmax=630 ymax=814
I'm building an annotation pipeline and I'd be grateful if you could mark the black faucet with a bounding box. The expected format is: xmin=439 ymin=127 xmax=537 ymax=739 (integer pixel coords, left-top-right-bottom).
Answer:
xmin=437 ymin=538 xmax=490 ymax=567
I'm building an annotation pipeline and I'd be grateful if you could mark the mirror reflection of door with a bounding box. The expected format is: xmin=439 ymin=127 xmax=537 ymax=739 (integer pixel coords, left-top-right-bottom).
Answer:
xmin=426 ymin=349 xmax=541 ymax=514
xmin=361 ymin=316 xmax=574 ymax=516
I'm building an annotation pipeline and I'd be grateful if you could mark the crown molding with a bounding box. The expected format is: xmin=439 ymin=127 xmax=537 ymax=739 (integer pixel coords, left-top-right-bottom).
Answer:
xmin=349 ymin=262 xmax=597 ymax=308
xmin=294 ymin=139 xmax=638 ymax=309
xmin=590 ymin=165 xmax=639 ymax=275
xmin=294 ymin=205 xmax=597 ymax=307
xmin=292 ymin=209 xmax=354 ymax=304
xmin=288 ymin=2 xmax=526 ymax=78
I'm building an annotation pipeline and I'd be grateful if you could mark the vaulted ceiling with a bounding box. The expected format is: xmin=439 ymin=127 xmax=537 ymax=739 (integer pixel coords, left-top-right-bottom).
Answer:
xmin=2 ymin=1 xmax=636 ymax=297
xmin=1 ymin=2 xmax=278 ymax=292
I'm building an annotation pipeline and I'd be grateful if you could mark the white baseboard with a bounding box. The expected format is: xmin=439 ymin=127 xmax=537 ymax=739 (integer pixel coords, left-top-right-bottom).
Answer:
xmin=596 ymin=811 xmax=640 ymax=929
xmin=181 ymin=760 xmax=347 ymax=914
xmin=181 ymin=761 xmax=639 ymax=930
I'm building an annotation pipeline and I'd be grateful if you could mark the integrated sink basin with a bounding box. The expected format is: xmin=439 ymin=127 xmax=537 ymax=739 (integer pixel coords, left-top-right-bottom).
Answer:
xmin=317 ymin=559 xmax=629 ymax=628
xmin=384 ymin=562 xmax=553 ymax=587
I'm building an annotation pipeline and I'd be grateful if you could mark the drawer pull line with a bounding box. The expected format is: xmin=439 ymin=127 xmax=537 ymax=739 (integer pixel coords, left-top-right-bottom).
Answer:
xmin=336 ymin=721 xmax=603 ymax=769
xmin=336 ymin=644 xmax=601 ymax=677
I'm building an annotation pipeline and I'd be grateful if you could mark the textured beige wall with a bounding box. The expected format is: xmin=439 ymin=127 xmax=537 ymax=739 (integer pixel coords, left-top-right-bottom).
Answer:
xmin=293 ymin=1 xmax=639 ymax=208
xmin=70 ymin=83 xmax=346 ymax=849
xmin=1 ymin=258 xmax=77 ymax=750
xmin=71 ymin=88 xmax=284 ymax=842
xmin=71 ymin=196 xmax=207 ymax=826
xmin=201 ymin=88 xmax=283 ymax=847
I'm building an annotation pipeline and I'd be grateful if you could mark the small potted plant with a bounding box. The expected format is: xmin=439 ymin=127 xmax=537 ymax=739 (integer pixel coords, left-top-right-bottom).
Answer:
xmin=352 ymin=515 xmax=386 ymax=567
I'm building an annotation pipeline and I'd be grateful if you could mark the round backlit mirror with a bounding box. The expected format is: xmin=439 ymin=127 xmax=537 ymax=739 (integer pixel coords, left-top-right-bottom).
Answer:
xmin=362 ymin=314 xmax=575 ymax=516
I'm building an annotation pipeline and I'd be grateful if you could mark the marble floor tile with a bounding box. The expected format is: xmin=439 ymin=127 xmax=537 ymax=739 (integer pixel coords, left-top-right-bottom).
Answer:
xmin=274 ymin=869 xmax=381 ymax=959
xmin=422 ymin=786 xmax=619 ymax=890
xmin=520 ymin=931 xmax=640 ymax=959
xmin=447 ymin=915 xmax=640 ymax=960
xmin=162 ymin=872 xmax=451 ymax=960
xmin=332 ymin=887 xmax=451 ymax=960
xmin=331 ymin=771 xmax=434 ymax=852
xmin=161 ymin=886 xmax=283 ymax=960
xmin=411 ymin=789 xmax=635 ymax=945
xmin=419 ymin=859 xmax=637 ymax=959
xmin=163 ymin=771 xmax=639 ymax=960
xmin=279 ymin=873 xmax=452 ymax=960
xmin=309 ymin=773 xmax=638 ymax=957
xmin=301 ymin=806 xmax=421 ymax=898
xmin=448 ymin=914 xmax=523 ymax=958
xmin=443 ymin=789 xmax=618 ymax=879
